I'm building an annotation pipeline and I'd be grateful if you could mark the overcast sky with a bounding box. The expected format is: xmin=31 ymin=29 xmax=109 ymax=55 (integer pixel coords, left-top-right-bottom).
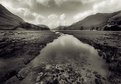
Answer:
xmin=0 ymin=0 xmax=121 ymax=28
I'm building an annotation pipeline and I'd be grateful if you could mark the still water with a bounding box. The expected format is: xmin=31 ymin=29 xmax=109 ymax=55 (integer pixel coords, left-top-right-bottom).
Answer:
xmin=32 ymin=34 xmax=109 ymax=78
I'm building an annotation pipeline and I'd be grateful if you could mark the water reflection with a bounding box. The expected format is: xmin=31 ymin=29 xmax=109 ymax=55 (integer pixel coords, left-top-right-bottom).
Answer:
xmin=32 ymin=34 xmax=108 ymax=77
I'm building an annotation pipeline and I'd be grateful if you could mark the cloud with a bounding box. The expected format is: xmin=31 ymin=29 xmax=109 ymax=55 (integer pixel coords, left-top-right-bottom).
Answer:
xmin=73 ymin=10 xmax=95 ymax=22
xmin=36 ymin=0 xmax=50 ymax=6
xmin=73 ymin=0 xmax=121 ymax=22
xmin=0 ymin=0 xmax=121 ymax=28
xmin=37 ymin=14 xmax=67 ymax=28
xmin=93 ymin=0 xmax=121 ymax=13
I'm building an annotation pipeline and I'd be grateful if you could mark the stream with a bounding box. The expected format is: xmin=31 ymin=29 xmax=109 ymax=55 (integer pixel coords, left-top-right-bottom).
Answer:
xmin=30 ymin=33 xmax=110 ymax=84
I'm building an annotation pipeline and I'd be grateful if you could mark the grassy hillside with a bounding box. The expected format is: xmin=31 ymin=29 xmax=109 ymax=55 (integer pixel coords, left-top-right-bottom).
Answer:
xmin=0 ymin=4 xmax=24 ymax=30
xmin=56 ymin=11 xmax=121 ymax=31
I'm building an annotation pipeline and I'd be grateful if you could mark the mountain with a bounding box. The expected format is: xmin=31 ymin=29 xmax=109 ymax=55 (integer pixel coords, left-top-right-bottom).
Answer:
xmin=15 ymin=22 xmax=50 ymax=30
xmin=104 ymin=12 xmax=121 ymax=31
xmin=56 ymin=11 xmax=121 ymax=31
xmin=0 ymin=4 xmax=50 ymax=30
xmin=0 ymin=4 xmax=24 ymax=30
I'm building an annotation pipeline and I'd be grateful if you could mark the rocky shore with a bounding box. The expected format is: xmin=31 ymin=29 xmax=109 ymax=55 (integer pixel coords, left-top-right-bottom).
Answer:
xmin=4 ymin=33 xmax=110 ymax=84
xmin=5 ymin=63 xmax=109 ymax=84
xmin=34 ymin=64 xmax=108 ymax=84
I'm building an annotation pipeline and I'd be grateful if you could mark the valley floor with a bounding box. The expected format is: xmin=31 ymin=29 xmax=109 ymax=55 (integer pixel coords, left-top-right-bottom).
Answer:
xmin=0 ymin=30 xmax=121 ymax=84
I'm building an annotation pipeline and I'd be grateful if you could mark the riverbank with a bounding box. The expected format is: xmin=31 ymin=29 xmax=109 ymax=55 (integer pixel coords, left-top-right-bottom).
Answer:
xmin=5 ymin=34 xmax=111 ymax=84
xmin=0 ymin=31 xmax=59 ymax=83
xmin=59 ymin=30 xmax=121 ymax=84
xmin=1 ymin=30 xmax=121 ymax=84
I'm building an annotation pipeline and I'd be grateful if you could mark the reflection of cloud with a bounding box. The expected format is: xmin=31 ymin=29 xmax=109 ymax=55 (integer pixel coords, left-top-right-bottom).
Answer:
xmin=32 ymin=35 xmax=107 ymax=76
xmin=0 ymin=0 xmax=121 ymax=28
xmin=32 ymin=34 xmax=99 ymax=65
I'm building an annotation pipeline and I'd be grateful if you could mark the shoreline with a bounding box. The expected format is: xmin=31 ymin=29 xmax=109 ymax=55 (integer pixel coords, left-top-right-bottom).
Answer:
xmin=0 ymin=31 xmax=59 ymax=83
xmin=59 ymin=31 xmax=121 ymax=84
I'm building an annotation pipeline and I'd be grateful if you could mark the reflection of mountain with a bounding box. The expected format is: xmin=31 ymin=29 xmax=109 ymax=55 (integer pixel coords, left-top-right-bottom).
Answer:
xmin=56 ymin=11 xmax=121 ymax=31
xmin=0 ymin=4 xmax=50 ymax=30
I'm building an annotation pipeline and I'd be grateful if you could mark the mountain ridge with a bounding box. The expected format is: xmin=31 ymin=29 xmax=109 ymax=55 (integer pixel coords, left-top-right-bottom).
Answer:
xmin=56 ymin=11 xmax=121 ymax=31
xmin=0 ymin=4 xmax=50 ymax=30
xmin=0 ymin=4 xmax=24 ymax=30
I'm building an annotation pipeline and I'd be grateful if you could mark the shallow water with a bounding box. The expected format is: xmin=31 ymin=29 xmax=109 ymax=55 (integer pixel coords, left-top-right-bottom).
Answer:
xmin=32 ymin=34 xmax=109 ymax=77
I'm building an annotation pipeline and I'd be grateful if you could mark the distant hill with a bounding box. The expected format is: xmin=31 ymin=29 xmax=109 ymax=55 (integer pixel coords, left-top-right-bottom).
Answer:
xmin=0 ymin=4 xmax=50 ymax=30
xmin=15 ymin=22 xmax=50 ymax=30
xmin=56 ymin=11 xmax=121 ymax=31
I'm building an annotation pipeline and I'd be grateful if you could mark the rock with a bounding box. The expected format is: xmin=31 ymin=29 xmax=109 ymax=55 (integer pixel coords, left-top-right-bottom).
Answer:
xmin=0 ymin=70 xmax=17 ymax=83
xmin=36 ymin=75 xmax=41 ymax=82
xmin=16 ymin=66 xmax=31 ymax=80
xmin=5 ymin=76 xmax=20 ymax=84
xmin=34 ymin=64 xmax=109 ymax=84
xmin=95 ymin=78 xmax=103 ymax=84
xmin=52 ymin=79 xmax=59 ymax=84
xmin=95 ymin=74 xmax=101 ymax=79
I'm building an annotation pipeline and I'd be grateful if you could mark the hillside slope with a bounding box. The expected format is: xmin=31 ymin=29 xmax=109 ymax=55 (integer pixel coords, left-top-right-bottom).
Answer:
xmin=104 ymin=12 xmax=121 ymax=31
xmin=0 ymin=4 xmax=50 ymax=30
xmin=0 ymin=4 xmax=24 ymax=30
xmin=56 ymin=11 xmax=121 ymax=30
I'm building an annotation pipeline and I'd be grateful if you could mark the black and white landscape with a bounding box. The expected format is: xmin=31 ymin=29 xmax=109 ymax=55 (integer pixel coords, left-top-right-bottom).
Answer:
xmin=0 ymin=0 xmax=121 ymax=84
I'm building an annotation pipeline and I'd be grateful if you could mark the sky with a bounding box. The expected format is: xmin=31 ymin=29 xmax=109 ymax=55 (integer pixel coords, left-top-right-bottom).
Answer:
xmin=0 ymin=0 xmax=121 ymax=28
